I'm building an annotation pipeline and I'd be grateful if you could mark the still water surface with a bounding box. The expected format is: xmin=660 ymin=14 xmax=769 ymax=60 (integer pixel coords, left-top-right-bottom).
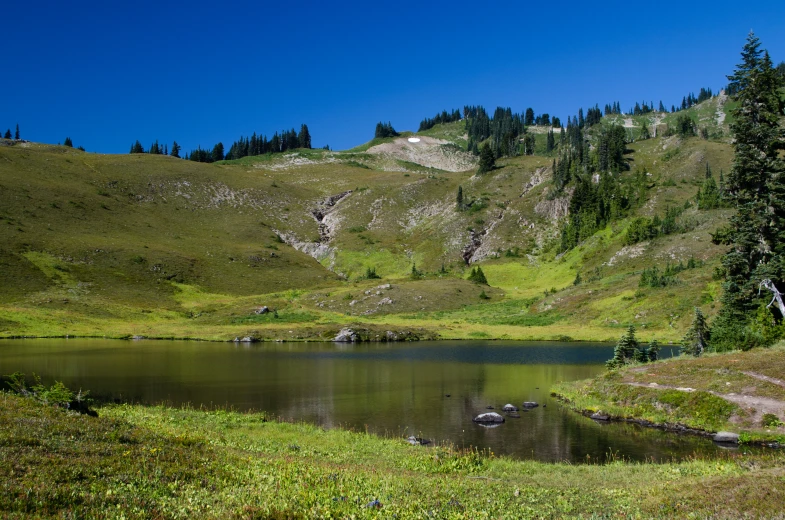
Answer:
xmin=0 ymin=338 xmax=723 ymax=462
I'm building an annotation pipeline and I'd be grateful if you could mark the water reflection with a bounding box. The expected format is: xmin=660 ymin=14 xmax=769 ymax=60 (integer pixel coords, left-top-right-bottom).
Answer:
xmin=0 ymin=338 xmax=724 ymax=462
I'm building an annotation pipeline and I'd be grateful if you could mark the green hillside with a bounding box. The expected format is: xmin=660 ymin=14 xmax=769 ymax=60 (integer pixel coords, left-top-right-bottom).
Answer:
xmin=0 ymin=102 xmax=740 ymax=343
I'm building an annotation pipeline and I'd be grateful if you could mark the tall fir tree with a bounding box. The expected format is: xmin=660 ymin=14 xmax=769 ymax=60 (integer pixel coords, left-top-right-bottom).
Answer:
xmin=712 ymin=32 xmax=785 ymax=350
xmin=477 ymin=144 xmax=495 ymax=174
xmin=171 ymin=141 xmax=181 ymax=158
xmin=14 ymin=124 xmax=19 ymax=140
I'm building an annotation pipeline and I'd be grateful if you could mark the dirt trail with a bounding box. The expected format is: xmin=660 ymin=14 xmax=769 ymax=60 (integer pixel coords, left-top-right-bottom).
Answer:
xmin=626 ymin=377 xmax=785 ymax=424
xmin=365 ymin=136 xmax=476 ymax=172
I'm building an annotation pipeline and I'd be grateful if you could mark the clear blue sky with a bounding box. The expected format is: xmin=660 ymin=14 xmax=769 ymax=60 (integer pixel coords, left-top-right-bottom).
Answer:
xmin=3 ymin=0 xmax=784 ymax=153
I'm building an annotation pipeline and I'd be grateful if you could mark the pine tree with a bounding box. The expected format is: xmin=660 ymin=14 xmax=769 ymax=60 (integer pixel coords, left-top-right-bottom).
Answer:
xmin=3 ymin=129 xmax=10 ymax=139
xmin=129 ymin=140 xmax=144 ymax=154
xmin=682 ymin=308 xmax=709 ymax=356
xmin=546 ymin=129 xmax=555 ymax=152
xmin=477 ymin=144 xmax=495 ymax=174
xmin=456 ymin=185 xmax=463 ymax=210
xmin=467 ymin=266 xmax=488 ymax=284
xmin=712 ymin=33 xmax=785 ymax=350
xmin=606 ymin=325 xmax=640 ymax=368
xmin=297 ymin=124 xmax=312 ymax=149
xmin=14 ymin=124 xmax=19 ymax=140
xmin=63 ymin=137 xmax=73 ymax=147
xmin=211 ymin=142 xmax=224 ymax=162
xmin=171 ymin=141 xmax=181 ymax=158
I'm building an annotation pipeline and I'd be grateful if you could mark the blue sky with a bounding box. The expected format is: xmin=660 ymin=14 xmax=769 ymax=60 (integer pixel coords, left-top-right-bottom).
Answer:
xmin=3 ymin=1 xmax=784 ymax=153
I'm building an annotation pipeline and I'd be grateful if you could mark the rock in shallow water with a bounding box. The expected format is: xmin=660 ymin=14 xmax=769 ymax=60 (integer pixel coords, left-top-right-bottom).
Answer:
xmin=502 ymin=403 xmax=518 ymax=412
xmin=473 ymin=412 xmax=505 ymax=424
xmin=713 ymin=431 xmax=740 ymax=443
xmin=522 ymin=401 xmax=539 ymax=409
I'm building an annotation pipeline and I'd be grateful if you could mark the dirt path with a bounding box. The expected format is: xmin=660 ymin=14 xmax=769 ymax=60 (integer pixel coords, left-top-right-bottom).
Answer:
xmin=626 ymin=379 xmax=785 ymax=424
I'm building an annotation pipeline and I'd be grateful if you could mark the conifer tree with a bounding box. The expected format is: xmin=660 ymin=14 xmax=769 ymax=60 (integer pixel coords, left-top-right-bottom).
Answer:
xmin=456 ymin=185 xmax=464 ymax=210
xmin=63 ymin=137 xmax=73 ymax=147
xmin=682 ymin=308 xmax=709 ymax=356
xmin=477 ymin=144 xmax=495 ymax=174
xmin=606 ymin=325 xmax=640 ymax=368
xmin=3 ymin=129 xmax=10 ymax=139
xmin=211 ymin=142 xmax=224 ymax=162
xmin=297 ymin=124 xmax=311 ymax=149
xmin=712 ymin=32 xmax=785 ymax=349
xmin=14 ymin=124 xmax=19 ymax=140
xmin=171 ymin=141 xmax=181 ymax=158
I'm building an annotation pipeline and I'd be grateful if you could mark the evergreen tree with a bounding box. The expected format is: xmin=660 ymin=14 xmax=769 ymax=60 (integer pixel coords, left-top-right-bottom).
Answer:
xmin=606 ymin=325 xmax=640 ymax=368
xmin=524 ymin=108 xmax=534 ymax=126
xmin=171 ymin=141 xmax=181 ymax=158
xmin=682 ymin=308 xmax=709 ymax=356
xmin=639 ymin=121 xmax=650 ymax=140
xmin=467 ymin=266 xmax=488 ymax=284
xmin=129 ymin=140 xmax=144 ymax=154
xmin=456 ymin=185 xmax=464 ymax=210
xmin=3 ymin=129 xmax=10 ymax=139
xmin=546 ymin=129 xmax=555 ymax=152
xmin=712 ymin=33 xmax=785 ymax=350
xmin=477 ymin=144 xmax=495 ymax=174
xmin=15 ymin=124 xmax=19 ymax=140
xmin=297 ymin=124 xmax=311 ymax=149
xmin=646 ymin=340 xmax=661 ymax=362
xmin=63 ymin=137 xmax=73 ymax=147
xmin=211 ymin=142 xmax=224 ymax=162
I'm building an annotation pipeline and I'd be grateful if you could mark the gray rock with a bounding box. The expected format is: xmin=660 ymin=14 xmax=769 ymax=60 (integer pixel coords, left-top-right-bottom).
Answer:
xmin=239 ymin=336 xmax=256 ymax=343
xmin=406 ymin=435 xmax=431 ymax=446
xmin=473 ymin=412 xmax=505 ymax=424
xmin=502 ymin=404 xmax=518 ymax=412
xmin=334 ymin=328 xmax=359 ymax=342
xmin=713 ymin=431 xmax=740 ymax=444
xmin=590 ymin=412 xmax=610 ymax=421
xmin=255 ymin=306 xmax=269 ymax=315
xmin=522 ymin=402 xmax=539 ymax=409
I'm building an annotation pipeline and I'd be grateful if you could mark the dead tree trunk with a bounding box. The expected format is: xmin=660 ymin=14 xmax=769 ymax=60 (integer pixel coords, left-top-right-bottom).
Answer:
xmin=759 ymin=279 xmax=785 ymax=318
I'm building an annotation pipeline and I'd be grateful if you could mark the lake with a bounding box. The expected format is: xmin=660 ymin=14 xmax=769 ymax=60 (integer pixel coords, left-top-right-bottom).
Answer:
xmin=0 ymin=338 xmax=724 ymax=462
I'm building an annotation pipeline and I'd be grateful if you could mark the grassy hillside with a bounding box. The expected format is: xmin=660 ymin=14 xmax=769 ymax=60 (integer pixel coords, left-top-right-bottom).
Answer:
xmin=0 ymin=102 xmax=738 ymax=341
xmin=3 ymin=392 xmax=785 ymax=518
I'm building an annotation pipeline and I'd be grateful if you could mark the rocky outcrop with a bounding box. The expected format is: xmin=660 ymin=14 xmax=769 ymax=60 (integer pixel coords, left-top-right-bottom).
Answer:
xmin=713 ymin=431 xmax=740 ymax=444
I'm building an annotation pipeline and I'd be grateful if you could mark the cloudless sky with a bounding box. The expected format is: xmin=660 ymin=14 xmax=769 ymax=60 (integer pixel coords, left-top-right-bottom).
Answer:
xmin=3 ymin=0 xmax=784 ymax=154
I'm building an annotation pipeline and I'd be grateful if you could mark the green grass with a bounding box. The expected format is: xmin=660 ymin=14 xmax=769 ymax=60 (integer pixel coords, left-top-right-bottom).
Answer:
xmin=553 ymin=346 xmax=785 ymax=442
xmin=3 ymin=392 xmax=785 ymax=518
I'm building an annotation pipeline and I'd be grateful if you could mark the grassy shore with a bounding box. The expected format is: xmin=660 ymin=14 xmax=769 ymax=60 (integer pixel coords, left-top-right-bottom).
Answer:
xmin=553 ymin=344 xmax=785 ymax=445
xmin=2 ymin=392 xmax=785 ymax=518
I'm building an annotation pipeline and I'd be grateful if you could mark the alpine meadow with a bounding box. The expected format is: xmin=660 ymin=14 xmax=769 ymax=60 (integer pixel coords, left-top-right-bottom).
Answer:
xmin=2 ymin=19 xmax=785 ymax=518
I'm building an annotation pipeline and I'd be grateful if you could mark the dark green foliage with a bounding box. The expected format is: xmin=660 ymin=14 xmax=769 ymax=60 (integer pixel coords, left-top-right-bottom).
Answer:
xmin=681 ymin=308 xmax=709 ymax=356
xmin=696 ymin=163 xmax=723 ymax=210
xmin=573 ymin=272 xmax=582 ymax=286
xmin=639 ymin=121 xmax=650 ymax=140
xmin=364 ymin=266 xmax=380 ymax=280
xmin=297 ymin=124 xmax=312 ymax=149
xmin=171 ymin=141 xmax=181 ymax=158
xmin=624 ymin=206 xmax=686 ymax=246
xmin=410 ymin=263 xmax=423 ymax=279
xmin=596 ymin=125 xmax=627 ymax=172
xmin=712 ymin=33 xmax=785 ymax=351
xmin=646 ymin=340 xmax=660 ymax=362
xmin=129 ymin=140 xmax=144 ymax=154
xmin=4 ymin=372 xmax=80 ymax=408
xmin=606 ymin=326 xmax=644 ymax=368
xmin=467 ymin=266 xmax=488 ymax=285
xmin=148 ymin=140 xmax=164 ymax=155
xmin=464 ymin=105 xmax=526 ymax=158
xmin=762 ymin=413 xmax=783 ymax=427
xmin=418 ymin=109 xmax=461 ymax=131
xmin=640 ymin=258 xmax=703 ymax=288
xmin=478 ymin=290 xmax=490 ymax=300
xmin=671 ymin=114 xmax=696 ymax=137
xmin=15 ymin=123 xmax=19 ymax=140
xmin=211 ymin=142 xmax=224 ymax=162
xmin=63 ymin=137 xmax=73 ymax=148
xmin=225 ymin=125 xmax=310 ymax=160
xmin=456 ymin=185 xmax=464 ymax=210
xmin=374 ymin=121 xmax=398 ymax=139
xmin=477 ymin=144 xmax=495 ymax=174
xmin=546 ymin=129 xmax=555 ymax=153
xmin=3 ymin=129 xmax=10 ymax=139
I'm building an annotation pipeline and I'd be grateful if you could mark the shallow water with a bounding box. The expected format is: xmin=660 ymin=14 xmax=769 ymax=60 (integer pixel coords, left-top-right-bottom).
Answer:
xmin=0 ymin=338 xmax=723 ymax=462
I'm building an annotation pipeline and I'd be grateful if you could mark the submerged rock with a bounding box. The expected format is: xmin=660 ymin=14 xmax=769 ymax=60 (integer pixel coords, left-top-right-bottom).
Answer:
xmin=522 ymin=402 xmax=539 ymax=409
xmin=502 ymin=404 xmax=518 ymax=412
xmin=713 ymin=431 xmax=740 ymax=444
xmin=473 ymin=412 xmax=505 ymax=424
